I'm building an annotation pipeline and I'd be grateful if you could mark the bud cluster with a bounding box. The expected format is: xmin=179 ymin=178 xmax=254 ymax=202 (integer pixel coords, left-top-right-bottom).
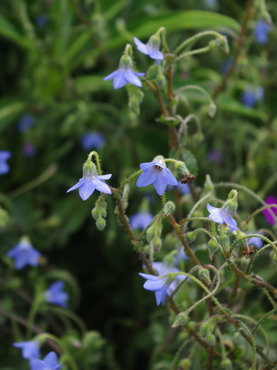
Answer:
xmin=91 ymin=196 xmax=108 ymax=231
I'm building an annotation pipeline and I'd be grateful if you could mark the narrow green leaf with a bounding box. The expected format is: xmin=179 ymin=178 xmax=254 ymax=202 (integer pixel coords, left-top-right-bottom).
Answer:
xmin=0 ymin=14 xmax=30 ymax=49
xmin=218 ymin=98 xmax=268 ymax=121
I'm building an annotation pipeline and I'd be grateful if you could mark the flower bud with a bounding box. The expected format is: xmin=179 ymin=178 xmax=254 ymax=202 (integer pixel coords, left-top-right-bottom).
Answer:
xmin=96 ymin=217 xmax=106 ymax=231
xmin=172 ymin=312 xmax=189 ymax=328
xmin=206 ymin=333 xmax=215 ymax=345
xmin=186 ymin=230 xmax=197 ymax=242
xmin=208 ymin=103 xmax=217 ymax=117
xmin=92 ymin=196 xmax=108 ymax=231
xmin=208 ymin=239 xmax=219 ymax=259
xmin=204 ymin=174 xmax=214 ymax=192
xmin=163 ymin=201 xmax=176 ymax=216
xmin=152 ymin=236 xmax=162 ymax=251
xmin=178 ymin=359 xmax=191 ymax=370
xmin=198 ymin=268 xmax=211 ymax=285
xmin=146 ymin=225 xmax=155 ymax=242
xmin=156 ymin=66 xmax=166 ymax=90
xmin=146 ymin=64 xmax=157 ymax=79
xmin=220 ymin=359 xmax=232 ymax=370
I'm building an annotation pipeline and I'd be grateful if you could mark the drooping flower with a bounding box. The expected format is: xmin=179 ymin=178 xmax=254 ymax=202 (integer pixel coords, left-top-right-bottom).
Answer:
xmin=136 ymin=156 xmax=178 ymax=196
xmin=23 ymin=143 xmax=36 ymax=157
xmin=67 ymin=161 xmax=112 ymax=201
xmin=81 ymin=132 xmax=105 ymax=150
xmin=13 ymin=340 xmax=40 ymax=360
xmin=17 ymin=115 xmax=35 ymax=132
xmin=139 ymin=262 xmax=185 ymax=306
xmin=254 ymin=20 xmax=272 ymax=45
xmin=0 ymin=151 xmax=11 ymax=174
xmin=207 ymin=203 xmax=238 ymax=232
xmin=45 ymin=281 xmax=69 ymax=308
xmin=104 ymin=54 xmax=145 ymax=90
xmin=247 ymin=232 xmax=264 ymax=249
xmin=30 ymin=351 xmax=62 ymax=370
xmin=262 ymin=195 xmax=277 ymax=226
xmin=129 ymin=212 xmax=154 ymax=230
xmin=6 ymin=238 xmax=41 ymax=270
xmin=133 ymin=36 xmax=163 ymax=64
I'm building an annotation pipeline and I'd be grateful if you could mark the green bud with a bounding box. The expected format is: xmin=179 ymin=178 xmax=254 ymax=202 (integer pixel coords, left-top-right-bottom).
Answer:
xmin=208 ymin=239 xmax=219 ymax=259
xmin=178 ymin=359 xmax=191 ymax=370
xmin=220 ymin=358 xmax=232 ymax=369
xmin=199 ymin=322 xmax=209 ymax=336
xmin=206 ymin=333 xmax=215 ymax=345
xmin=122 ymin=184 xmax=129 ymax=211
xmin=163 ymin=201 xmax=176 ymax=216
xmin=146 ymin=64 xmax=158 ymax=79
xmin=153 ymin=155 xmax=165 ymax=167
xmin=146 ymin=225 xmax=155 ymax=242
xmin=96 ymin=217 xmax=106 ymax=231
xmin=156 ymin=66 xmax=166 ymax=90
xmin=186 ymin=231 xmax=197 ymax=242
xmin=172 ymin=312 xmax=189 ymax=328
xmin=152 ymin=236 xmax=162 ymax=251
xmin=198 ymin=268 xmax=211 ymax=285
xmin=204 ymin=174 xmax=214 ymax=192
xmin=208 ymin=103 xmax=217 ymax=118
xmin=174 ymin=160 xmax=190 ymax=177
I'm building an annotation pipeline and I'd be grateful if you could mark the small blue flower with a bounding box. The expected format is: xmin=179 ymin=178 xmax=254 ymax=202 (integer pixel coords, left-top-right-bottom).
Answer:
xmin=207 ymin=203 xmax=238 ymax=232
xmin=17 ymin=115 xmax=34 ymax=132
xmin=67 ymin=170 xmax=112 ymax=201
xmin=255 ymin=20 xmax=272 ymax=45
xmin=0 ymin=150 xmax=11 ymax=174
xmin=139 ymin=262 xmax=185 ymax=305
xmin=133 ymin=37 xmax=163 ymax=64
xmin=130 ymin=212 xmax=154 ymax=230
xmin=104 ymin=55 xmax=145 ymax=90
xmin=45 ymin=281 xmax=69 ymax=308
xmin=173 ymin=248 xmax=189 ymax=266
xmin=81 ymin=132 xmax=105 ymax=150
xmin=35 ymin=15 xmax=49 ymax=27
xmin=136 ymin=160 xmax=178 ymax=196
xmin=13 ymin=340 xmax=40 ymax=360
xmin=241 ymin=87 xmax=264 ymax=108
xmin=6 ymin=239 xmax=41 ymax=270
xmin=247 ymin=233 xmax=264 ymax=249
xmin=23 ymin=143 xmax=36 ymax=157
xmin=30 ymin=351 xmax=62 ymax=370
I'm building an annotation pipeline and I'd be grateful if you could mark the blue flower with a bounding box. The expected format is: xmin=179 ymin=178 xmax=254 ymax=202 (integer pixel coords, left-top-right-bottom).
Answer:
xmin=104 ymin=55 xmax=145 ymax=90
xmin=133 ymin=37 xmax=163 ymax=64
xmin=67 ymin=170 xmax=112 ymax=201
xmin=173 ymin=248 xmax=189 ymax=266
xmin=23 ymin=143 xmax=36 ymax=157
xmin=30 ymin=351 xmax=62 ymax=370
xmin=255 ymin=20 xmax=272 ymax=45
xmin=247 ymin=233 xmax=264 ymax=249
xmin=6 ymin=239 xmax=41 ymax=270
xmin=35 ymin=15 xmax=49 ymax=27
xmin=0 ymin=150 xmax=11 ymax=174
xmin=45 ymin=281 xmax=69 ymax=308
xmin=207 ymin=203 xmax=238 ymax=232
xmin=136 ymin=160 xmax=178 ymax=196
xmin=81 ymin=132 xmax=105 ymax=150
xmin=241 ymin=87 xmax=264 ymax=108
xmin=129 ymin=212 xmax=154 ymax=230
xmin=17 ymin=115 xmax=34 ymax=132
xmin=13 ymin=340 xmax=40 ymax=360
xmin=139 ymin=262 xmax=185 ymax=305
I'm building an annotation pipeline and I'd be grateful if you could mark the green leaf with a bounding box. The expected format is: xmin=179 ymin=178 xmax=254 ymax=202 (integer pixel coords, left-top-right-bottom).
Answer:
xmin=0 ymin=14 xmax=30 ymax=49
xmin=218 ymin=97 xmax=268 ymax=121
xmin=74 ymin=75 xmax=114 ymax=93
xmin=0 ymin=101 xmax=26 ymax=132
xmin=182 ymin=149 xmax=198 ymax=176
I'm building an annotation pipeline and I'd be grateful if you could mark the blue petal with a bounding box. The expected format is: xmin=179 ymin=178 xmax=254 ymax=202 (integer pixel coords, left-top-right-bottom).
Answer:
xmin=223 ymin=213 xmax=238 ymax=232
xmin=94 ymin=178 xmax=111 ymax=194
xmin=153 ymin=176 xmax=167 ymax=195
xmin=139 ymin=272 xmax=158 ymax=281
xmin=30 ymin=358 xmax=45 ymax=370
xmin=124 ymin=69 xmax=142 ymax=87
xmin=136 ymin=168 xmax=156 ymax=187
xmin=149 ymin=49 xmax=164 ymax=60
xmin=103 ymin=70 xmax=120 ymax=81
xmin=144 ymin=277 xmax=166 ymax=291
xmin=44 ymin=352 xmax=58 ymax=367
xmin=0 ymin=151 xmax=11 ymax=160
xmin=98 ymin=174 xmax=112 ymax=180
xmin=155 ymin=287 xmax=167 ymax=305
xmin=113 ymin=70 xmax=128 ymax=89
xmin=161 ymin=168 xmax=178 ymax=186
xmin=133 ymin=37 xmax=150 ymax=55
xmin=79 ymin=177 xmax=96 ymax=200
xmin=67 ymin=178 xmax=84 ymax=193
xmin=207 ymin=203 xmax=220 ymax=213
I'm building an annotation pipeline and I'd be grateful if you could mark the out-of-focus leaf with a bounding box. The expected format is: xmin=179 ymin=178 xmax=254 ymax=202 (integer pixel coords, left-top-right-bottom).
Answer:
xmin=0 ymin=14 xmax=30 ymax=49
xmin=74 ymin=76 xmax=114 ymax=93
xmin=0 ymin=101 xmax=26 ymax=132
xmin=218 ymin=97 xmax=268 ymax=121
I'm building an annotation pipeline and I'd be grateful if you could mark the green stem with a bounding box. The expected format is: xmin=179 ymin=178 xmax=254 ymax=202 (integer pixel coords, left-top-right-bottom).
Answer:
xmin=174 ymin=31 xmax=225 ymax=55
xmin=173 ymin=45 xmax=212 ymax=64
xmin=88 ymin=151 xmax=102 ymax=175
xmin=48 ymin=306 xmax=87 ymax=336
xmin=174 ymin=85 xmax=215 ymax=108
xmin=252 ymin=307 xmax=277 ymax=335
xmin=245 ymin=204 xmax=277 ymax=226
xmin=26 ymin=294 xmax=44 ymax=339
xmin=230 ymin=234 xmax=277 ymax=254
xmin=119 ymin=170 xmax=142 ymax=190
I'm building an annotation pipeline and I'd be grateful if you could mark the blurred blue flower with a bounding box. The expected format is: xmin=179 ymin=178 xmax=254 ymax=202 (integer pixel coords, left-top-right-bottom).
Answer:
xmin=133 ymin=37 xmax=163 ymax=64
xmin=30 ymin=351 xmax=62 ymax=370
xmin=247 ymin=233 xmax=264 ymax=249
xmin=104 ymin=64 xmax=145 ymax=89
xmin=255 ymin=20 xmax=272 ymax=44
xmin=221 ymin=58 xmax=233 ymax=75
xmin=173 ymin=247 xmax=189 ymax=266
xmin=0 ymin=150 xmax=11 ymax=174
xmin=262 ymin=195 xmax=277 ymax=226
xmin=6 ymin=239 xmax=41 ymax=270
xmin=67 ymin=169 xmax=112 ymax=200
xmin=139 ymin=262 xmax=185 ymax=305
xmin=13 ymin=340 xmax=40 ymax=360
xmin=35 ymin=15 xmax=49 ymax=27
xmin=45 ymin=281 xmax=69 ymax=308
xmin=130 ymin=212 xmax=154 ymax=230
xmin=17 ymin=115 xmax=34 ymax=132
xmin=23 ymin=143 xmax=36 ymax=157
xmin=207 ymin=150 xmax=223 ymax=163
xmin=207 ymin=203 xmax=238 ymax=232
xmin=136 ymin=161 xmax=178 ymax=196
xmin=241 ymin=87 xmax=264 ymax=108
xmin=81 ymin=132 xmax=105 ymax=150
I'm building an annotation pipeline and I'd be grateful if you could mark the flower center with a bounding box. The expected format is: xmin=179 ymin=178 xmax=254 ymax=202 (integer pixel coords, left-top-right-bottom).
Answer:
xmin=154 ymin=165 xmax=162 ymax=172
